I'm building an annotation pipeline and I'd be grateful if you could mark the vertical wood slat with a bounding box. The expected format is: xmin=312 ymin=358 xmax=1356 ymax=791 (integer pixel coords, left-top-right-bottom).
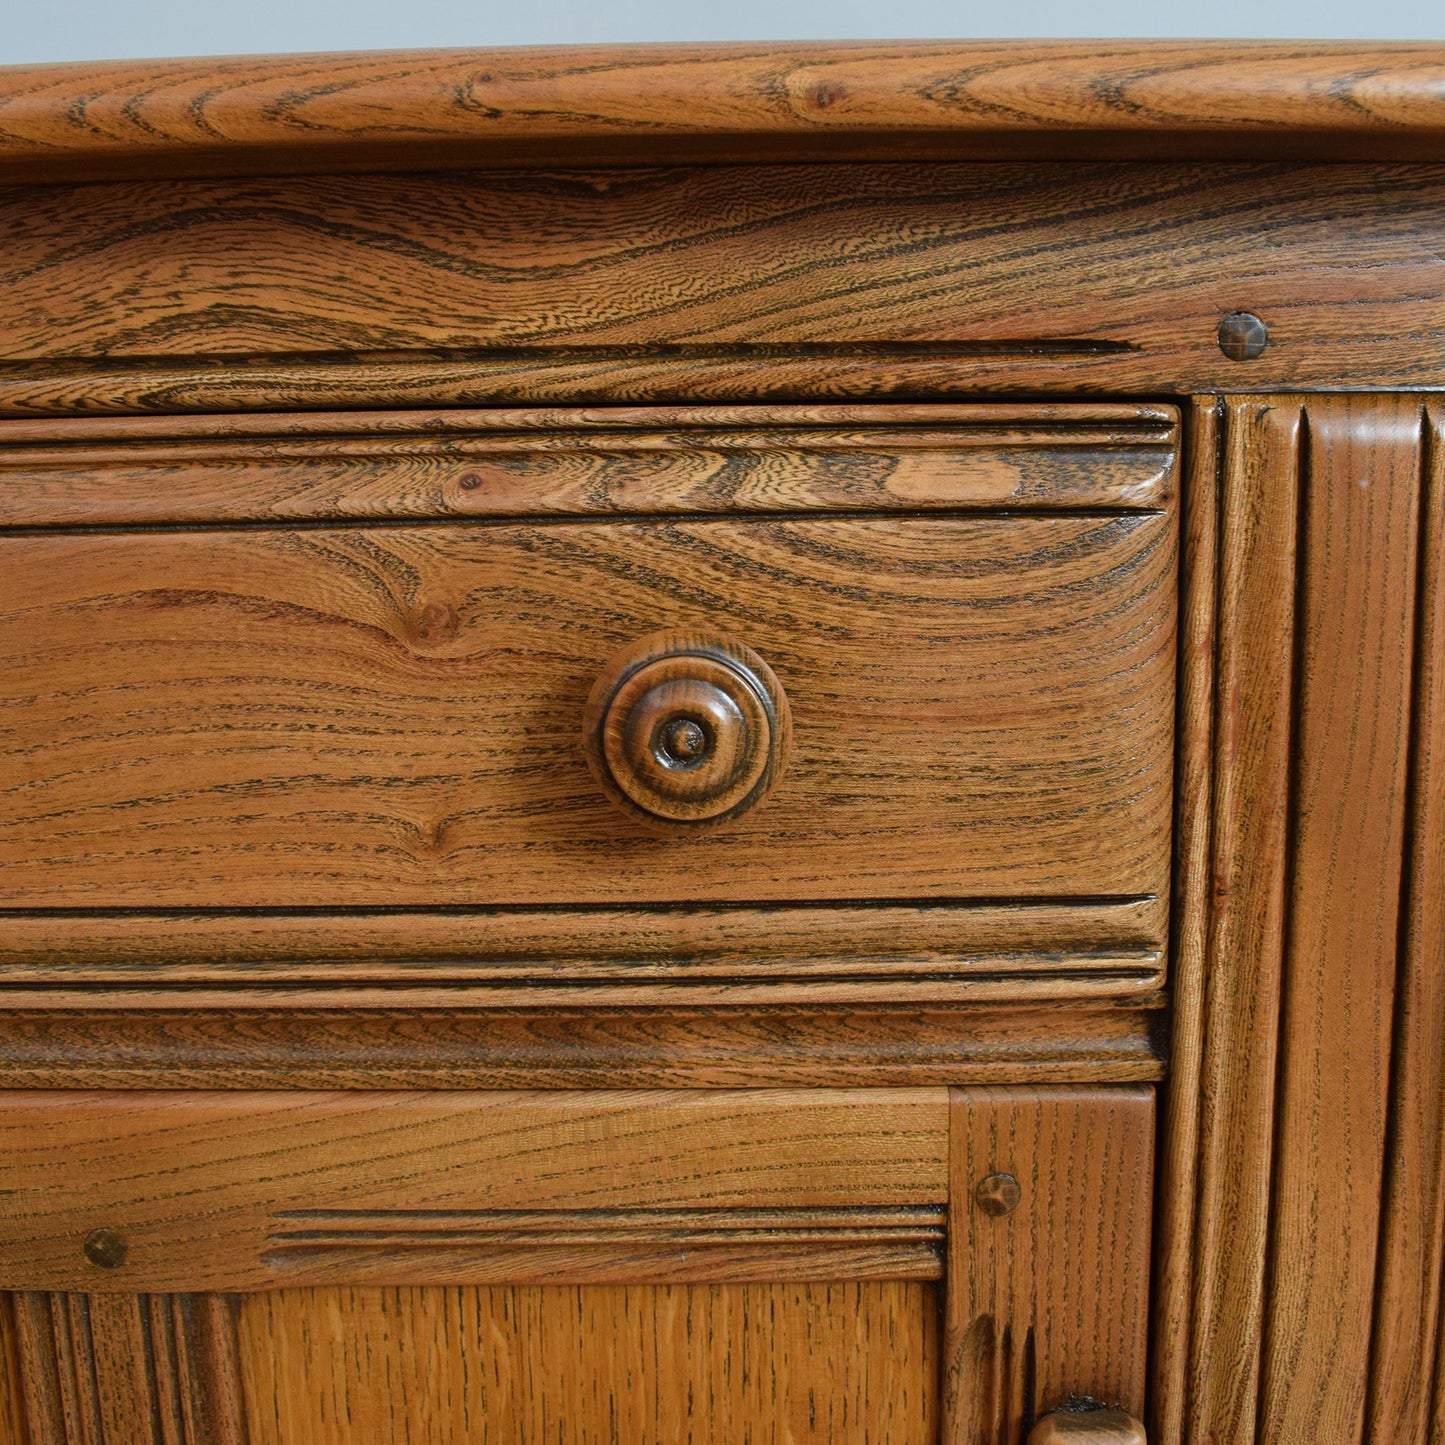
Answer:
xmin=0 ymin=1296 xmax=29 ymax=1445
xmin=943 ymin=1086 xmax=1155 ymax=1445
xmin=1259 ymin=396 xmax=1423 ymax=1445
xmin=1436 ymin=1281 xmax=1445 ymax=1445
xmin=10 ymin=1294 xmax=101 ymax=1445
xmin=7 ymin=1293 xmax=246 ymax=1445
xmin=1186 ymin=398 xmax=1303 ymax=1445
xmin=9 ymin=1297 xmax=61 ymax=1444
xmin=1149 ymin=397 xmax=1218 ymax=1445
xmin=1365 ymin=403 xmax=1445 ymax=1445
xmin=178 ymin=1297 xmax=248 ymax=1445
xmin=92 ymin=1294 xmax=187 ymax=1445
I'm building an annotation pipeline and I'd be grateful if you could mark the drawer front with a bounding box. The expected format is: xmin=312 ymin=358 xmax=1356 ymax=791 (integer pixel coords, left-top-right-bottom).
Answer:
xmin=1 ymin=508 xmax=1174 ymax=910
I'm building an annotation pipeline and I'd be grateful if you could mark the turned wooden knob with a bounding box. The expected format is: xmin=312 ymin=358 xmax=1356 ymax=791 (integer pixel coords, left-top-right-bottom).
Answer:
xmin=1027 ymin=1407 xmax=1147 ymax=1444
xmin=583 ymin=630 xmax=791 ymax=830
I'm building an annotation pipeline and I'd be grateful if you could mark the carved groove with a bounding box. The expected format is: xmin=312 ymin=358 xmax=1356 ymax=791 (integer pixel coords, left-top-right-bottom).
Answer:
xmin=261 ymin=1206 xmax=947 ymax=1284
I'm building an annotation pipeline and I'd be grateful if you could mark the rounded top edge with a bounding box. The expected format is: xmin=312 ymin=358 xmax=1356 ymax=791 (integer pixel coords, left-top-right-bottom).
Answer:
xmin=0 ymin=40 xmax=1442 ymax=182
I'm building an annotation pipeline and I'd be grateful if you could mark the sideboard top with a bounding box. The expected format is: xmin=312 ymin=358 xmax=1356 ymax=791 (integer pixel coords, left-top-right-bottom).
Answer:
xmin=0 ymin=40 xmax=1443 ymax=183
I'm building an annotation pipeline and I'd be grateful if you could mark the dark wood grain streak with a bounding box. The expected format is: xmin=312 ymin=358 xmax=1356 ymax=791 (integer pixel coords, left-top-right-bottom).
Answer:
xmin=0 ymin=515 xmax=1175 ymax=912
xmin=1365 ymin=403 xmax=1445 ymax=1443
xmin=0 ymin=351 xmax=1281 ymax=416
xmin=167 ymin=1296 xmax=249 ymax=1445
xmin=0 ymin=1001 xmax=1165 ymax=1090
xmin=0 ymin=403 xmax=1177 ymax=526
xmin=1149 ymin=397 xmax=1218 ymax=1445
xmin=1185 ymin=397 xmax=1301 ymax=1445
xmin=0 ymin=43 xmax=1442 ymax=181
xmin=943 ymin=1087 xmax=1154 ymax=1444
xmin=0 ymin=164 xmax=1443 ymax=401
xmin=1259 ymin=397 xmax=1422 ymax=1445
xmin=236 ymin=1282 xmax=937 ymax=1445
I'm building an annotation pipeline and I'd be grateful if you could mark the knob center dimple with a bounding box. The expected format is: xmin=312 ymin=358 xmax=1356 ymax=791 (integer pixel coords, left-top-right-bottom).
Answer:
xmin=655 ymin=715 xmax=711 ymax=768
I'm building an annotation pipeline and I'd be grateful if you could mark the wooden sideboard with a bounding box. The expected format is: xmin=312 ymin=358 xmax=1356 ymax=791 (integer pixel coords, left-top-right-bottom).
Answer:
xmin=0 ymin=41 xmax=1442 ymax=1445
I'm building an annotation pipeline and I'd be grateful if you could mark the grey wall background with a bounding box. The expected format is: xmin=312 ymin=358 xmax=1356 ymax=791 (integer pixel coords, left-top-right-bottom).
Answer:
xmin=3 ymin=0 xmax=1441 ymax=65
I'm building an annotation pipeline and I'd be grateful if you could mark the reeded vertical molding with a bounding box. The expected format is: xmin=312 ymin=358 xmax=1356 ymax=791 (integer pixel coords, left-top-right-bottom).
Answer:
xmin=164 ymin=1296 xmax=249 ymax=1445
xmin=1149 ymin=396 xmax=1218 ymax=1445
xmin=19 ymin=1294 xmax=110 ymax=1445
xmin=1185 ymin=397 xmax=1303 ymax=1445
xmin=1173 ymin=395 xmax=1436 ymax=1444
xmin=1364 ymin=403 xmax=1445 ymax=1444
xmin=943 ymin=1086 xmax=1155 ymax=1444
xmin=1257 ymin=396 xmax=1421 ymax=1445
xmin=0 ymin=1294 xmax=30 ymax=1444
xmin=10 ymin=1293 xmax=247 ymax=1445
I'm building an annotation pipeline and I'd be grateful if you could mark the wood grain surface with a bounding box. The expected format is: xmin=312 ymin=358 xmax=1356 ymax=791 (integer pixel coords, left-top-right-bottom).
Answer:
xmin=0 ymin=403 xmax=1178 ymax=527
xmin=236 ymin=1282 xmax=937 ymax=1445
xmin=1367 ymin=404 xmax=1445 ymax=1445
xmin=10 ymin=1292 xmax=245 ymax=1445
xmin=1026 ymin=1410 xmax=1146 ymax=1445
xmin=0 ymin=899 xmax=1164 ymax=993
xmin=943 ymin=1086 xmax=1154 ymax=1444
xmin=3 ymin=47 xmax=1445 ymax=1437
xmin=1148 ymin=397 xmax=1218 ymax=1445
xmin=0 ymin=163 xmax=1443 ymax=407
xmin=258 ymin=1205 xmax=945 ymax=1288
xmin=1180 ymin=397 xmax=1301 ymax=1445
xmin=1259 ymin=397 xmax=1421 ymax=1445
xmin=0 ymin=43 xmax=1441 ymax=181
xmin=0 ymin=999 xmax=1166 ymax=1090
xmin=1164 ymin=394 xmax=1444 ymax=1445
xmin=1436 ymin=1306 xmax=1445 ymax=1445
xmin=0 ymin=514 xmax=1176 ymax=912
xmin=0 ymin=1295 xmax=26 ymax=1445
xmin=0 ymin=1090 xmax=948 ymax=1293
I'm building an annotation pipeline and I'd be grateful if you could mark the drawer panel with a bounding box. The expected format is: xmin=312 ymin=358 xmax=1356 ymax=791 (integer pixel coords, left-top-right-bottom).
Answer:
xmin=0 ymin=509 xmax=1175 ymax=909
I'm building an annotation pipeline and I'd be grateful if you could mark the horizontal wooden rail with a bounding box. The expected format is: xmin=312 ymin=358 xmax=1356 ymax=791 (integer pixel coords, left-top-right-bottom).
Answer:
xmin=0 ymin=42 xmax=1442 ymax=182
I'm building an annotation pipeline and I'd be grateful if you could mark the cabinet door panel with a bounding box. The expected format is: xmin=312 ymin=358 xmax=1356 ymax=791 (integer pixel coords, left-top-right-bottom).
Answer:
xmin=237 ymin=1282 xmax=939 ymax=1445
